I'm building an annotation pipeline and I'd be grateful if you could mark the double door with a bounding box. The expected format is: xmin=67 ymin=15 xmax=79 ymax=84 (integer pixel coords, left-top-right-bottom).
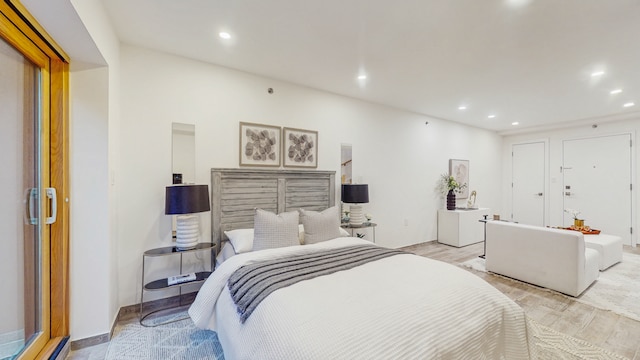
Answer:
xmin=511 ymin=135 xmax=633 ymax=245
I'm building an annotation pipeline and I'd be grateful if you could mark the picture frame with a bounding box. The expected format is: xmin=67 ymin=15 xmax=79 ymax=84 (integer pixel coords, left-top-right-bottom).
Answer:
xmin=239 ymin=122 xmax=281 ymax=167
xmin=283 ymin=127 xmax=318 ymax=168
xmin=449 ymin=159 xmax=469 ymax=199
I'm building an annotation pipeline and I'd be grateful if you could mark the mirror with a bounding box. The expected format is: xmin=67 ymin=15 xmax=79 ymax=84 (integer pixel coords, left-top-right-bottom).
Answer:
xmin=172 ymin=123 xmax=195 ymax=184
xmin=341 ymin=144 xmax=352 ymax=184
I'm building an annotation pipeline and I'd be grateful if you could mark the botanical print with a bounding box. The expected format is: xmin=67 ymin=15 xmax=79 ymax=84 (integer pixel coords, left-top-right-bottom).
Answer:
xmin=283 ymin=127 xmax=318 ymax=168
xmin=449 ymin=159 xmax=469 ymax=199
xmin=239 ymin=122 xmax=281 ymax=167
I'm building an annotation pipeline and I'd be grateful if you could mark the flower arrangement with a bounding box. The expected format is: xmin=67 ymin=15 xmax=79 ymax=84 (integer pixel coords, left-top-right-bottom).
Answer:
xmin=564 ymin=208 xmax=582 ymax=220
xmin=437 ymin=173 xmax=467 ymax=195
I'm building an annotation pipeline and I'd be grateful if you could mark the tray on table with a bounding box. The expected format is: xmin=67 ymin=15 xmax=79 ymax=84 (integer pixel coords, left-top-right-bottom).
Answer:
xmin=554 ymin=226 xmax=601 ymax=235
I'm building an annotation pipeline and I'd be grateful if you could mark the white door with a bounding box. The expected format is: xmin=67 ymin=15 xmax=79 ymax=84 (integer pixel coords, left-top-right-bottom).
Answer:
xmin=563 ymin=134 xmax=632 ymax=245
xmin=512 ymin=142 xmax=546 ymax=226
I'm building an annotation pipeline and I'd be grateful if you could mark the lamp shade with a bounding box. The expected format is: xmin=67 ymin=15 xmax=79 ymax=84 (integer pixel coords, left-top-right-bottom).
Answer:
xmin=341 ymin=184 xmax=369 ymax=204
xmin=165 ymin=184 xmax=210 ymax=215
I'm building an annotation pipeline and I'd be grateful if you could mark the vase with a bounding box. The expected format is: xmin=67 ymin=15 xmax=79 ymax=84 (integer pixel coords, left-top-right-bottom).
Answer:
xmin=446 ymin=190 xmax=456 ymax=210
xmin=574 ymin=219 xmax=584 ymax=229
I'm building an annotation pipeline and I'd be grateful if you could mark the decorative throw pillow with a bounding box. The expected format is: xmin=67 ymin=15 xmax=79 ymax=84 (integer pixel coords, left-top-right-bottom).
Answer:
xmin=253 ymin=209 xmax=300 ymax=251
xmin=298 ymin=223 xmax=349 ymax=244
xmin=223 ymin=228 xmax=254 ymax=254
xmin=299 ymin=206 xmax=341 ymax=244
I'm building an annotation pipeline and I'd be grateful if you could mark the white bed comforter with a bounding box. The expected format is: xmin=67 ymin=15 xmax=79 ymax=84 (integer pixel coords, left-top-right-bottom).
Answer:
xmin=189 ymin=238 xmax=530 ymax=359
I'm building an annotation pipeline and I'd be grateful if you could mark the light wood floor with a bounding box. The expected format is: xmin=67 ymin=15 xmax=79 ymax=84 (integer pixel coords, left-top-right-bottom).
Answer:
xmin=401 ymin=241 xmax=640 ymax=360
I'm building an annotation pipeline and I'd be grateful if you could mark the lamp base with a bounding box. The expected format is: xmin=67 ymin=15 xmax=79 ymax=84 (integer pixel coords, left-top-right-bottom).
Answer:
xmin=349 ymin=204 xmax=364 ymax=226
xmin=175 ymin=214 xmax=199 ymax=250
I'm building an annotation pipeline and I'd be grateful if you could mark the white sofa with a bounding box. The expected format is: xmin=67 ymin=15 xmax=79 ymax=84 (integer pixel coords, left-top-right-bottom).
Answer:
xmin=584 ymin=233 xmax=623 ymax=270
xmin=485 ymin=221 xmax=599 ymax=297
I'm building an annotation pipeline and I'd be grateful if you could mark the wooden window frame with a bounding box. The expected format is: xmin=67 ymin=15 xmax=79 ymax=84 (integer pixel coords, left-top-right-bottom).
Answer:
xmin=0 ymin=1 xmax=70 ymax=358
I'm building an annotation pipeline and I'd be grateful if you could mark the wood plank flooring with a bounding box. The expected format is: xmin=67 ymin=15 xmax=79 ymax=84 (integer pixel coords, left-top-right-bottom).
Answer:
xmin=401 ymin=241 xmax=640 ymax=359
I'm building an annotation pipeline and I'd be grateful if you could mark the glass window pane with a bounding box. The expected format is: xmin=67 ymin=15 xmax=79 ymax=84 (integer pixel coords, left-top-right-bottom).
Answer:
xmin=0 ymin=36 xmax=41 ymax=359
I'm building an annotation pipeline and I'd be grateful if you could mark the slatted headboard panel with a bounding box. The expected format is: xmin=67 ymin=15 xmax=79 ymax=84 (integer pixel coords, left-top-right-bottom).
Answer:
xmin=211 ymin=168 xmax=336 ymax=251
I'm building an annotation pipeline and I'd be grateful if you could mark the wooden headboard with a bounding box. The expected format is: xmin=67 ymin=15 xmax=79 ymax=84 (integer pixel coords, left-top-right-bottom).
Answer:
xmin=211 ymin=168 xmax=336 ymax=250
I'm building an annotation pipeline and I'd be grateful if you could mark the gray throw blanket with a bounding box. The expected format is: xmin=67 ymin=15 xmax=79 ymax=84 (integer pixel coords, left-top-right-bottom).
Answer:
xmin=228 ymin=245 xmax=406 ymax=323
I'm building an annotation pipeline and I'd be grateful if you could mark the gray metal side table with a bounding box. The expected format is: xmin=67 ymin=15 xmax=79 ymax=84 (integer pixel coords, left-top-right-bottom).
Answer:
xmin=139 ymin=242 xmax=215 ymax=327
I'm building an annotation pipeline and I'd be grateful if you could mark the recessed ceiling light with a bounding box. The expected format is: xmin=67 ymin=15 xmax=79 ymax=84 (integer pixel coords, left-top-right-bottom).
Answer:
xmin=487 ymin=115 xmax=496 ymax=119
xmin=357 ymin=75 xmax=367 ymax=80
xmin=512 ymin=122 xmax=519 ymax=126
xmin=458 ymin=106 xmax=467 ymax=110
xmin=591 ymin=71 xmax=605 ymax=77
xmin=219 ymin=32 xmax=231 ymax=39
xmin=610 ymin=89 xmax=623 ymax=95
xmin=506 ymin=0 xmax=532 ymax=7
xmin=623 ymin=102 xmax=635 ymax=108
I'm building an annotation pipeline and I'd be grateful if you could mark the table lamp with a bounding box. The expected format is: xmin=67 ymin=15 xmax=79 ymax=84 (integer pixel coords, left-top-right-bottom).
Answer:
xmin=165 ymin=184 xmax=210 ymax=249
xmin=342 ymin=184 xmax=369 ymax=226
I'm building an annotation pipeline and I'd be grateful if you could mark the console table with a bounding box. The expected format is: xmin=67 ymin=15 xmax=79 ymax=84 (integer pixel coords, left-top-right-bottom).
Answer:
xmin=437 ymin=208 xmax=490 ymax=247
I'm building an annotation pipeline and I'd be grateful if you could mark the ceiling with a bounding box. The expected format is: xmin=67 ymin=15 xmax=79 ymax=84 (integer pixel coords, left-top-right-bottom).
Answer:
xmin=101 ymin=0 xmax=640 ymax=133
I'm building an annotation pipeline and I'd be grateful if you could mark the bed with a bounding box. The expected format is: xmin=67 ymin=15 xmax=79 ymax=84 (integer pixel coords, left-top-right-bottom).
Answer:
xmin=210 ymin=168 xmax=336 ymax=261
xmin=189 ymin=169 xmax=531 ymax=359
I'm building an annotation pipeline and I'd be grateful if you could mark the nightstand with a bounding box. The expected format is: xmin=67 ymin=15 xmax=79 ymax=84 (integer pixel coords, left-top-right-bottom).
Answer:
xmin=341 ymin=223 xmax=377 ymax=243
xmin=139 ymin=242 xmax=215 ymax=327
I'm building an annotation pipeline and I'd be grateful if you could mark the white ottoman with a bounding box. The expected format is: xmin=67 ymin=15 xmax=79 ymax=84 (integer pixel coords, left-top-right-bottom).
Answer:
xmin=583 ymin=234 xmax=623 ymax=270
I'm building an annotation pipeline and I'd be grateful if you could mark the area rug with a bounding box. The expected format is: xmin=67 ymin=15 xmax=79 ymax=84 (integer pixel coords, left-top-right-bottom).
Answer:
xmin=105 ymin=310 xmax=626 ymax=360
xmin=460 ymin=253 xmax=640 ymax=322
xmin=104 ymin=311 xmax=224 ymax=360
xmin=527 ymin=318 xmax=627 ymax=360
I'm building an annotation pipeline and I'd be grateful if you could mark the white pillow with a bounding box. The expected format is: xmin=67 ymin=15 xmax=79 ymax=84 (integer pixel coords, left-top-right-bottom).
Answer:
xmin=339 ymin=227 xmax=350 ymax=237
xmin=299 ymin=206 xmax=341 ymax=244
xmin=223 ymin=228 xmax=254 ymax=254
xmin=298 ymin=224 xmax=349 ymax=244
xmin=253 ymin=209 xmax=300 ymax=251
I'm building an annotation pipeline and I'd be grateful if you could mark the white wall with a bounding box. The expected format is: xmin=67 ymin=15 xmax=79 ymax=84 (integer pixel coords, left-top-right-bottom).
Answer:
xmin=116 ymin=45 xmax=505 ymax=307
xmin=69 ymin=0 xmax=121 ymax=341
xmin=69 ymin=67 xmax=111 ymax=339
xmin=502 ymin=119 xmax=640 ymax=245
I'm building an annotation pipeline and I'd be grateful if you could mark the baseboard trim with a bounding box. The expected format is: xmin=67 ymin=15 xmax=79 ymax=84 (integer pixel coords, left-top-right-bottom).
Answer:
xmin=69 ymin=292 xmax=199 ymax=350
xmin=70 ymin=332 xmax=109 ymax=351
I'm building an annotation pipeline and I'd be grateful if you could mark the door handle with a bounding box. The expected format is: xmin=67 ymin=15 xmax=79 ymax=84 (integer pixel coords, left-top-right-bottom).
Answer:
xmin=45 ymin=187 xmax=57 ymax=225
xmin=534 ymin=192 xmax=543 ymax=196
xmin=24 ymin=188 xmax=37 ymax=225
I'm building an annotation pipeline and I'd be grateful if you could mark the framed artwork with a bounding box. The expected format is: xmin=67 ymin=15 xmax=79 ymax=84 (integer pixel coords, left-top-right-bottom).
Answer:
xmin=239 ymin=122 xmax=281 ymax=167
xmin=283 ymin=127 xmax=318 ymax=168
xmin=449 ymin=159 xmax=469 ymax=199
